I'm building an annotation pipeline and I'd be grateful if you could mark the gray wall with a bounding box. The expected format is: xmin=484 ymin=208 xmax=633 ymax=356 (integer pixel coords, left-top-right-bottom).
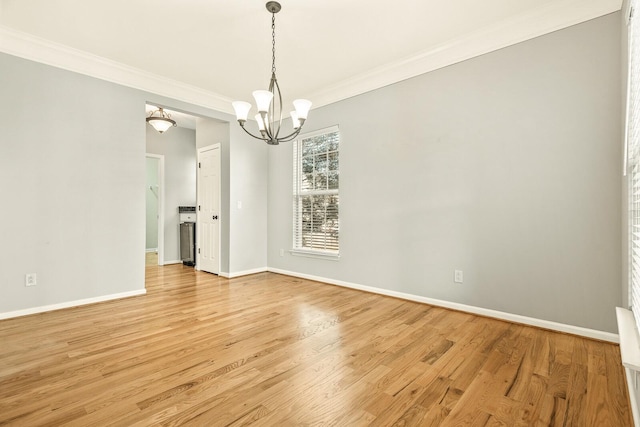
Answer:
xmin=195 ymin=117 xmax=269 ymax=274
xmin=0 ymin=53 xmax=146 ymax=312
xmin=0 ymin=50 xmax=270 ymax=314
xmin=145 ymin=156 xmax=159 ymax=250
xmin=268 ymin=13 xmax=623 ymax=333
xmin=229 ymin=131 xmax=268 ymax=274
xmin=146 ymin=126 xmax=197 ymax=263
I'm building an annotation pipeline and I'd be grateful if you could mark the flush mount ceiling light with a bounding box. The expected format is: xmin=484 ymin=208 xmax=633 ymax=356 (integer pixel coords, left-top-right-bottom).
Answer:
xmin=232 ymin=1 xmax=312 ymax=145
xmin=146 ymin=107 xmax=177 ymax=134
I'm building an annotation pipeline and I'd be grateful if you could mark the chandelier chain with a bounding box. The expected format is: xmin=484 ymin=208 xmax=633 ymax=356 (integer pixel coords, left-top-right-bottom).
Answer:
xmin=271 ymin=12 xmax=276 ymax=74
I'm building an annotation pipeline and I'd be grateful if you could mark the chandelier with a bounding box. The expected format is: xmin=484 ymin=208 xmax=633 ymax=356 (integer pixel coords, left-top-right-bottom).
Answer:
xmin=146 ymin=107 xmax=177 ymax=134
xmin=232 ymin=1 xmax=312 ymax=145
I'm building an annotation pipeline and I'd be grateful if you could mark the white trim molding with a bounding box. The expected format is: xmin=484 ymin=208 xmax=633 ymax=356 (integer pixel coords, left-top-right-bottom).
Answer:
xmin=625 ymin=367 xmax=640 ymax=427
xmin=617 ymin=307 xmax=640 ymax=370
xmin=0 ymin=0 xmax=622 ymax=113
xmin=0 ymin=289 xmax=146 ymax=320
xmin=268 ymin=267 xmax=620 ymax=343
xmin=224 ymin=267 xmax=268 ymax=279
xmin=617 ymin=307 xmax=640 ymax=426
xmin=0 ymin=25 xmax=234 ymax=114
xmin=290 ymin=250 xmax=340 ymax=261
xmin=307 ymin=0 xmax=623 ymax=108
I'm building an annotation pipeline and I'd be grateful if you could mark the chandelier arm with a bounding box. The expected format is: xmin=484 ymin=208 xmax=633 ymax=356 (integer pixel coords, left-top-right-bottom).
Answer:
xmin=239 ymin=122 xmax=270 ymax=142
xmin=258 ymin=111 xmax=275 ymax=141
xmin=266 ymin=78 xmax=276 ymax=140
xmin=240 ymin=119 xmax=302 ymax=144
xmin=274 ymin=126 xmax=304 ymax=143
xmin=271 ymin=77 xmax=284 ymax=140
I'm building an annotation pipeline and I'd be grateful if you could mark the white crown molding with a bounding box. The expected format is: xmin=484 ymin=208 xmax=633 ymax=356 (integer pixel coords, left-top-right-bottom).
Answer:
xmin=0 ymin=0 xmax=622 ymax=112
xmin=0 ymin=25 xmax=235 ymax=114
xmin=308 ymin=0 xmax=623 ymax=108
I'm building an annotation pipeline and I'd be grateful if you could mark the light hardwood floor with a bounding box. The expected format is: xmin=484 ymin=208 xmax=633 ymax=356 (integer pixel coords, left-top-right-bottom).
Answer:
xmin=0 ymin=264 xmax=632 ymax=426
xmin=145 ymin=251 xmax=158 ymax=266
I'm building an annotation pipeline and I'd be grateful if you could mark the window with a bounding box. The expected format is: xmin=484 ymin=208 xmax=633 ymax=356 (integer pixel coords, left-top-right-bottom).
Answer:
xmin=628 ymin=0 xmax=640 ymax=331
xmin=293 ymin=126 xmax=340 ymax=257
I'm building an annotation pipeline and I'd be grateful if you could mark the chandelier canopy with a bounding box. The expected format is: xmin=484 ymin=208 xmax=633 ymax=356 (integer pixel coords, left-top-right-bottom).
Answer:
xmin=232 ymin=1 xmax=312 ymax=145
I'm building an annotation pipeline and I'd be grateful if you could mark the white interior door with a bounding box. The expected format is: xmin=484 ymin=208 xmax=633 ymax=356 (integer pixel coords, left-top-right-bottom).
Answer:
xmin=197 ymin=145 xmax=220 ymax=274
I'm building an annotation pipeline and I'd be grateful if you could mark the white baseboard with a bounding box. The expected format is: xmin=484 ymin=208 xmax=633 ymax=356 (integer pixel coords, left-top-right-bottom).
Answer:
xmin=145 ymin=248 xmax=158 ymax=253
xmin=212 ymin=268 xmax=268 ymax=279
xmin=163 ymin=260 xmax=183 ymax=265
xmin=225 ymin=267 xmax=268 ymax=279
xmin=267 ymin=267 xmax=619 ymax=343
xmin=0 ymin=289 xmax=147 ymax=320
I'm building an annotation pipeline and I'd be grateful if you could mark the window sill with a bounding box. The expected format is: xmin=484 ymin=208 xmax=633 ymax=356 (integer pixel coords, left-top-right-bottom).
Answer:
xmin=616 ymin=307 xmax=640 ymax=371
xmin=290 ymin=249 xmax=340 ymax=261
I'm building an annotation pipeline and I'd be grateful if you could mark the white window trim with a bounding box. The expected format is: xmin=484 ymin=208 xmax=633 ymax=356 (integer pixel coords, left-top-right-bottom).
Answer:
xmin=289 ymin=248 xmax=340 ymax=260
xmin=292 ymin=125 xmax=340 ymax=259
xmin=622 ymin=6 xmax=640 ymax=426
xmin=629 ymin=0 xmax=640 ymax=331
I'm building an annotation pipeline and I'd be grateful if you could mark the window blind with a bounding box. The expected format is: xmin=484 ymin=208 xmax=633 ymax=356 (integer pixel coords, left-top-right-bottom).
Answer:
xmin=628 ymin=0 xmax=640 ymax=331
xmin=293 ymin=126 xmax=340 ymax=254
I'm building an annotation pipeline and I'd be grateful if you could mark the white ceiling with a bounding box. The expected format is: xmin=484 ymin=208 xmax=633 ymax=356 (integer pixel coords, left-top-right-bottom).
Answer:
xmin=0 ymin=0 xmax=623 ymax=116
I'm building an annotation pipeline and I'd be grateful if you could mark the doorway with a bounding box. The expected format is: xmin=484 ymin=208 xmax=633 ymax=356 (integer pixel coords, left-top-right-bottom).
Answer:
xmin=145 ymin=154 xmax=165 ymax=266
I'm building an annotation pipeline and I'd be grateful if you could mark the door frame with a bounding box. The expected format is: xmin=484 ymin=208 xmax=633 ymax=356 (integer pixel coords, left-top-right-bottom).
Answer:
xmin=196 ymin=144 xmax=220 ymax=273
xmin=146 ymin=153 xmax=165 ymax=266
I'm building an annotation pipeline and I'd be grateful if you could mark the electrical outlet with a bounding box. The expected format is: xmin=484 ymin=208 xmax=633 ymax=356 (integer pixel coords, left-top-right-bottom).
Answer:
xmin=279 ymin=249 xmax=284 ymax=257
xmin=25 ymin=273 xmax=37 ymax=287
xmin=454 ymin=270 xmax=463 ymax=283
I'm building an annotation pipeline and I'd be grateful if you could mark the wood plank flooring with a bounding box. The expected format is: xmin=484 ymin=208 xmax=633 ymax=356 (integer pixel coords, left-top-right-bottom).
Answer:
xmin=145 ymin=252 xmax=158 ymax=266
xmin=0 ymin=264 xmax=632 ymax=426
